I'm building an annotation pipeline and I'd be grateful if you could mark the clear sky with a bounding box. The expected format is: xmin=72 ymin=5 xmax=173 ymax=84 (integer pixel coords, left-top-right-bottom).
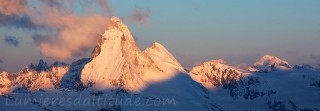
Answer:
xmin=1 ymin=0 xmax=320 ymax=72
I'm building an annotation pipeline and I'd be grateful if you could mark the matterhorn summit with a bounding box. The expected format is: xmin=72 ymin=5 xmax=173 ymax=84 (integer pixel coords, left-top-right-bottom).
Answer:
xmin=81 ymin=16 xmax=186 ymax=92
xmin=78 ymin=17 xmax=219 ymax=110
xmin=249 ymin=55 xmax=292 ymax=72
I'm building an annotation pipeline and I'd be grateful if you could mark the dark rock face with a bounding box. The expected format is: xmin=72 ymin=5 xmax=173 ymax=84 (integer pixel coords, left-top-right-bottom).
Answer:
xmin=59 ymin=58 xmax=90 ymax=90
xmin=29 ymin=59 xmax=50 ymax=71
xmin=91 ymin=44 xmax=101 ymax=59
xmin=228 ymin=76 xmax=276 ymax=100
xmin=310 ymin=81 xmax=320 ymax=87
xmin=91 ymin=36 xmax=103 ymax=59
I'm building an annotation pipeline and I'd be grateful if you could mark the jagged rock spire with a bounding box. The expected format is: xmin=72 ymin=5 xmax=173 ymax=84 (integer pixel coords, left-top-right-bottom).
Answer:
xmin=29 ymin=59 xmax=50 ymax=71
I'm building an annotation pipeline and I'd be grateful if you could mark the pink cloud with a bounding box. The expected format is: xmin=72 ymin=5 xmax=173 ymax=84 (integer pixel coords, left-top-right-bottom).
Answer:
xmin=0 ymin=0 xmax=151 ymax=60
xmin=124 ymin=8 xmax=150 ymax=25
xmin=0 ymin=0 xmax=30 ymax=16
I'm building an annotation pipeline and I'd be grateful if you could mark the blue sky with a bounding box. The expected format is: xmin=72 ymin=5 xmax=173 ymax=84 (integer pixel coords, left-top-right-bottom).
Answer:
xmin=113 ymin=0 xmax=320 ymax=66
xmin=1 ymin=0 xmax=320 ymax=72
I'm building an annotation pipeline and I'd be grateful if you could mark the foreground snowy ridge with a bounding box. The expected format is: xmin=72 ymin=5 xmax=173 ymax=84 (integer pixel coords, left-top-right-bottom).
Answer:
xmin=0 ymin=17 xmax=319 ymax=111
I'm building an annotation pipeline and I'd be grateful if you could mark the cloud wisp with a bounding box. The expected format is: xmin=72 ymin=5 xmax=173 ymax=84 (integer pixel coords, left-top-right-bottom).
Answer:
xmin=3 ymin=36 xmax=20 ymax=47
xmin=124 ymin=8 xmax=150 ymax=25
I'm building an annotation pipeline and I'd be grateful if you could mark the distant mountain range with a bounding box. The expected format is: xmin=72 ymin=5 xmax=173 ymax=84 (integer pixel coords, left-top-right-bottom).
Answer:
xmin=0 ymin=17 xmax=319 ymax=111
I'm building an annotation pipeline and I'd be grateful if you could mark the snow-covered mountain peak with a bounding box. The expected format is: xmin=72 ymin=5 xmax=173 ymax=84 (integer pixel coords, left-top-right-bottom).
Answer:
xmin=108 ymin=16 xmax=123 ymax=28
xmin=104 ymin=16 xmax=139 ymax=50
xmin=190 ymin=59 xmax=239 ymax=73
xmin=250 ymin=54 xmax=292 ymax=72
xmin=91 ymin=16 xmax=140 ymax=59
xmin=81 ymin=17 xmax=182 ymax=92
xmin=255 ymin=55 xmax=289 ymax=65
xmin=193 ymin=59 xmax=230 ymax=70
xmin=106 ymin=16 xmax=131 ymax=37
xmin=110 ymin=16 xmax=121 ymax=22
xmin=144 ymin=42 xmax=186 ymax=72
xmin=189 ymin=59 xmax=243 ymax=88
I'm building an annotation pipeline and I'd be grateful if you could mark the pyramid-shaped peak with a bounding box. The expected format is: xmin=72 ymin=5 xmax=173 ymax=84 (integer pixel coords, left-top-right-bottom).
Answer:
xmin=107 ymin=16 xmax=128 ymax=31
xmin=110 ymin=16 xmax=121 ymax=22
xmin=102 ymin=16 xmax=134 ymax=42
